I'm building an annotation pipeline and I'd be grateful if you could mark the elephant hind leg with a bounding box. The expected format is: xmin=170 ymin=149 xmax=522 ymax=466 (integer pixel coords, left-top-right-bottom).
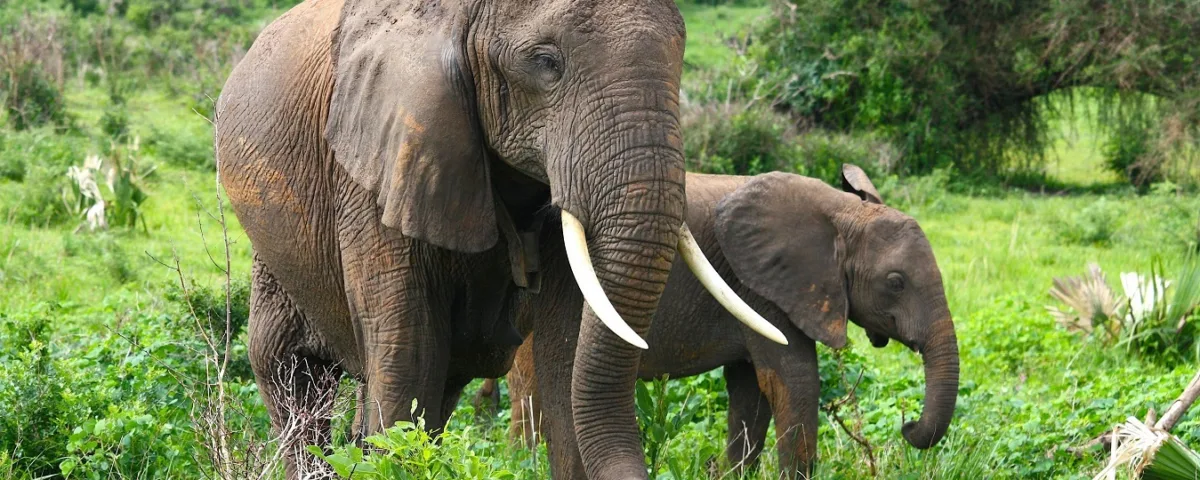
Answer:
xmin=724 ymin=361 xmax=772 ymax=475
xmin=507 ymin=338 xmax=541 ymax=449
xmin=248 ymin=254 xmax=344 ymax=479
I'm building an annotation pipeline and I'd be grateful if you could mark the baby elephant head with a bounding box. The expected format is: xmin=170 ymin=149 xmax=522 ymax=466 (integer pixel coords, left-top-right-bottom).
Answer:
xmin=713 ymin=166 xmax=959 ymax=451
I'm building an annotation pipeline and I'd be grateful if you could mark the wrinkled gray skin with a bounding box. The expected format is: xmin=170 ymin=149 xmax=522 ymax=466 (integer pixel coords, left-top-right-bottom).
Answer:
xmin=214 ymin=0 xmax=688 ymax=478
xmin=483 ymin=166 xmax=960 ymax=478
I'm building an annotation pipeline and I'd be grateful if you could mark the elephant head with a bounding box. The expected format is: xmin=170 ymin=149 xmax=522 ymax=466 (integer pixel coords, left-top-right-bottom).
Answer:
xmin=712 ymin=166 xmax=959 ymax=450
xmin=324 ymin=0 xmax=782 ymax=474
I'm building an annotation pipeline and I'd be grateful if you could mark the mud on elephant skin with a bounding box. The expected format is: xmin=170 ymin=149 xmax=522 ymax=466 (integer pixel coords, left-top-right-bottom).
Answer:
xmin=214 ymin=0 xmax=785 ymax=478
xmin=480 ymin=165 xmax=960 ymax=478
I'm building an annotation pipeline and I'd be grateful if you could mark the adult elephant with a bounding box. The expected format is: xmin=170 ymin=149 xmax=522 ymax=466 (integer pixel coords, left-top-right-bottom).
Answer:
xmin=487 ymin=166 xmax=960 ymax=477
xmin=213 ymin=0 xmax=783 ymax=478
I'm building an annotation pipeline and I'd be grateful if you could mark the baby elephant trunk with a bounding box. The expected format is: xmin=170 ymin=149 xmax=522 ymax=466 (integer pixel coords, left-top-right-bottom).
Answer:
xmin=901 ymin=317 xmax=959 ymax=449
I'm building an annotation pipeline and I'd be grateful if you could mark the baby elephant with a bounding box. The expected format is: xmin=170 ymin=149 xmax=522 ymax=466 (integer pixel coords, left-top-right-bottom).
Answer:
xmin=483 ymin=165 xmax=959 ymax=478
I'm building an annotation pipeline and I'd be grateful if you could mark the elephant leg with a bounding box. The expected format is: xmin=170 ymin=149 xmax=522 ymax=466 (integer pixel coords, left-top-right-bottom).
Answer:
xmin=248 ymin=254 xmax=344 ymax=479
xmin=750 ymin=336 xmax=820 ymax=479
xmin=473 ymin=378 xmax=501 ymax=418
xmin=534 ymin=324 xmax=588 ymax=479
xmin=340 ymin=227 xmax=452 ymax=436
xmin=439 ymin=375 xmax=472 ymax=428
xmin=724 ymin=361 xmax=772 ymax=475
xmin=507 ymin=337 xmax=540 ymax=449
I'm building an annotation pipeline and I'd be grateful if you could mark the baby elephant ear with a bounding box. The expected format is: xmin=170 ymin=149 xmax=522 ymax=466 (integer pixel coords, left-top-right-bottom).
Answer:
xmin=325 ymin=1 xmax=496 ymax=253
xmin=841 ymin=163 xmax=883 ymax=204
xmin=715 ymin=172 xmax=850 ymax=349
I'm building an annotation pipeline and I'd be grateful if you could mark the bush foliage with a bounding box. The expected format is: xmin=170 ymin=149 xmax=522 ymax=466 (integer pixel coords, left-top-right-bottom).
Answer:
xmin=751 ymin=0 xmax=1200 ymax=182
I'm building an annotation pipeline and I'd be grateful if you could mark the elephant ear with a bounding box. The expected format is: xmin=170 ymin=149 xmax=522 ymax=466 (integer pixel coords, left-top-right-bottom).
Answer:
xmin=326 ymin=0 xmax=496 ymax=253
xmin=715 ymin=172 xmax=850 ymax=349
xmin=841 ymin=163 xmax=882 ymax=204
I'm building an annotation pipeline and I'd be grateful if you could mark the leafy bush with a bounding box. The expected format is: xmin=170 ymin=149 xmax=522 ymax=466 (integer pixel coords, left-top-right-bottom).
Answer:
xmin=1 ymin=63 xmax=68 ymax=130
xmin=0 ymin=302 xmax=220 ymax=479
xmin=752 ymin=0 xmax=1200 ymax=180
xmin=635 ymin=376 xmax=704 ymax=477
xmin=0 ymin=10 xmax=69 ymax=131
xmin=143 ymin=120 xmax=215 ymax=170
xmin=1103 ymin=121 xmax=1159 ymax=188
xmin=0 ymin=128 xmax=90 ymax=226
xmin=788 ymin=130 xmax=896 ymax=185
xmin=316 ymin=403 xmax=526 ymax=479
xmin=1117 ymin=258 xmax=1200 ymax=362
xmin=681 ymin=100 xmax=792 ymax=175
xmin=1056 ymin=197 xmax=1124 ymax=246
xmin=873 ymin=167 xmax=957 ymax=216
xmin=164 ymin=278 xmax=254 ymax=381
xmin=0 ymin=311 xmax=83 ymax=478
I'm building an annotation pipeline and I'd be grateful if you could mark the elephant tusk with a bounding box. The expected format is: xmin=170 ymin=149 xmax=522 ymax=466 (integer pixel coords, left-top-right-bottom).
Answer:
xmin=677 ymin=223 xmax=789 ymax=346
xmin=561 ymin=210 xmax=650 ymax=350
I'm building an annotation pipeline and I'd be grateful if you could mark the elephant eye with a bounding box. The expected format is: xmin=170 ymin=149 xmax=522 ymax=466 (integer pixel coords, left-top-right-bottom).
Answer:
xmin=887 ymin=272 xmax=905 ymax=292
xmin=535 ymin=53 xmax=561 ymax=72
xmin=528 ymin=48 xmax=564 ymax=84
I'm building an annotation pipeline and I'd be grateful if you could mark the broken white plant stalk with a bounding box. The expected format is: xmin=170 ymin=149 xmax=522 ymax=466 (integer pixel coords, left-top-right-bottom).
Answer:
xmin=1093 ymin=370 xmax=1200 ymax=480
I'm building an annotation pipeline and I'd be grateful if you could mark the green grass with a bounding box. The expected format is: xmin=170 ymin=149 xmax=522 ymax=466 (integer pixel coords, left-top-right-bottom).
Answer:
xmin=677 ymin=2 xmax=769 ymax=71
xmin=1 ymin=88 xmax=251 ymax=313
xmin=3 ymin=2 xmax=1200 ymax=480
xmin=1039 ymin=91 xmax=1124 ymax=187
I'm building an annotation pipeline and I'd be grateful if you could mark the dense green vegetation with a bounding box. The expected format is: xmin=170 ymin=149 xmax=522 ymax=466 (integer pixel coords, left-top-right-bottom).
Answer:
xmin=1 ymin=0 xmax=1199 ymax=479
xmin=748 ymin=0 xmax=1200 ymax=184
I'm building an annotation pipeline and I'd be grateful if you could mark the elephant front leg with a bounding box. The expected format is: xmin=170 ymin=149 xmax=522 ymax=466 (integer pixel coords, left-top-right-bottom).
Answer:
xmin=724 ymin=361 xmax=772 ymax=474
xmin=340 ymin=233 xmax=452 ymax=435
xmin=750 ymin=336 xmax=820 ymax=479
xmin=354 ymin=291 xmax=451 ymax=435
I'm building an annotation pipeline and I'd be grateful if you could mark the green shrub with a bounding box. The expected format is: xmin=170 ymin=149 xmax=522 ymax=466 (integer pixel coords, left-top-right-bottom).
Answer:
xmin=0 ymin=129 xmax=91 ymax=227
xmin=682 ymin=101 xmax=792 ymax=175
xmin=635 ymin=376 xmax=704 ymax=477
xmin=1103 ymin=122 xmax=1159 ymax=188
xmin=1056 ymin=197 xmax=1124 ymax=246
xmin=1 ymin=63 xmax=68 ymax=131
xmin=143 ymin=120 xmax=215 ymax=170
xmin=164 ymin=278 xmax=254 ymax=381
xmin=0 ymin=311 xmax=82 ymax=478
xmin=100 ymin=106 xmax=131 ymax=143
xmin=789 ymin=130 xmax=896 ymax=185
xmin=873 ymin=167 xmax=957 ymax=216
xmin=0 ymin=288 xmax=273 ymax=479
xmin=315 ymin=403 xmax=526 ymax=479
xmin=1118 ymin=257 xmax=1200 ymax=362
xmin=752 ymin=0 xmax=1200 ymax=180
xmin=124 ymin=0 xmax=182 ymax=31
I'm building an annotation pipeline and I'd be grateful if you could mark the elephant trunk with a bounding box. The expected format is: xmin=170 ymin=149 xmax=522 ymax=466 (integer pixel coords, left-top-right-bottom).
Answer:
xmin=569 ymin=141 xmax=686 ymax=478
xmin=902 ymin=315 xmax=959 ymax=449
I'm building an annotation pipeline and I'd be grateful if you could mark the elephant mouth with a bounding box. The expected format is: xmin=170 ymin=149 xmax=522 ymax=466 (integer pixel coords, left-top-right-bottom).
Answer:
xmin=559 ymin=210 xmax=788 ymax=348
xmin=867 ymin=331 xmax=890 ymax=348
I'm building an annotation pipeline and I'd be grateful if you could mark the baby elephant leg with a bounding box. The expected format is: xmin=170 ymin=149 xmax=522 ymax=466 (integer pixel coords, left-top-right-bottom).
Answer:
xmin=724 ymin=361 xmax=772 ymax=474
xmin=751 ymin=336 xmax=820 ymax=479
xmin=506 ymin=339 xmax=541 ymax=448
xmin=473 ymin=378 xmax=501 ymax=417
